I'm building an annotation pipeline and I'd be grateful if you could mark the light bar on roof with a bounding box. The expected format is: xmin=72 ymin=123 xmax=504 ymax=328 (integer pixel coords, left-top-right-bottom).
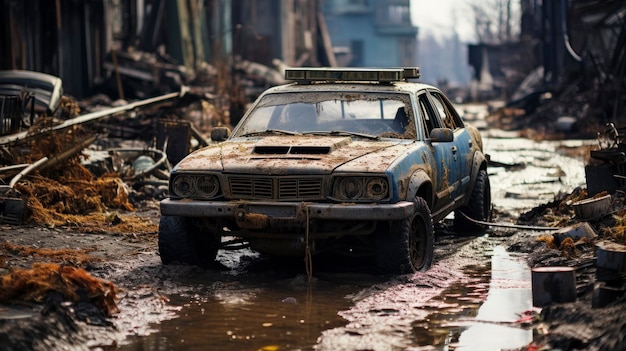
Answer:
xmin=285 ymin=67 xmax=421 ymax=83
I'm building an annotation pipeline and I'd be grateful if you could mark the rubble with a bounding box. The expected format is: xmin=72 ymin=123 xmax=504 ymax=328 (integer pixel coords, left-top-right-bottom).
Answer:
xmin=0 ymin=263 xmax=118 ymax=317
xmin=509 ymin=181 xmax=626 ymax=350
xmin=0 ymin=69 xmax=236 ymax=228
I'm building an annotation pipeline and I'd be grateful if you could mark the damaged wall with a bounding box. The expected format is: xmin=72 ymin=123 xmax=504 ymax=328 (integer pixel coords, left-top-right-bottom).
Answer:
xmin=478 ymin=0 xmax=625 ymax=132
xmin=0 ymin=0 xmax=108 ymax=98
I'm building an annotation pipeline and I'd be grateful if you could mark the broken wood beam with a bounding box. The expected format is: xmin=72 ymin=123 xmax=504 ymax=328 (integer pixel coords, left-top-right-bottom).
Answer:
xmin=0 ymin=88 xmax=187 ymax=145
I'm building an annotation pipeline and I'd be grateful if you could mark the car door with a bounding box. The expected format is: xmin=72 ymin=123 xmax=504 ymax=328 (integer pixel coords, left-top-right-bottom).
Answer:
xmin=427 ymin=90 xmax=472 ymax=202
xmin=416 ymin=92 xmax=458 ymax=214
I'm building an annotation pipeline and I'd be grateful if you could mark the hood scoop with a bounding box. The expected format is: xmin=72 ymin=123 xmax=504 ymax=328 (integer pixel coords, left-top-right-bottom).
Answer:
xmin=254 ymin=145 xmax=331 ymax=155
xmin=252 ymin=136 xmax=352 ymax=155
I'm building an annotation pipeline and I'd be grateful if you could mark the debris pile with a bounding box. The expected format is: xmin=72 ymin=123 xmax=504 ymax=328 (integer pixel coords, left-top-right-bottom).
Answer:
xmin=487 ymin=1 xmax=626 ymax=139
xmin=510 ymin=172 xmax=626 ymax=350
xmin=0 ymin=263 xmax=118 ymax=318
xmin=1 ymin=113 xmax=140 ymax=227
xmin=0 ymin=70 xmax=231 ymax=229
xmin=602 ymin=211 xmax=626 ymax=244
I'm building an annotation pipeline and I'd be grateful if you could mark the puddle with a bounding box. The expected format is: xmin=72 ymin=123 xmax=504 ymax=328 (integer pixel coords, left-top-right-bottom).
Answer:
xmin=412 ymin=246 xmax=532 ymax=350
xmin=116 ymin=242 xmax=534 ymax=351
xmin=484 ymin=135 xmax=588 ymax=213
xmin=118 ymin=272 xmax=365 ymax=350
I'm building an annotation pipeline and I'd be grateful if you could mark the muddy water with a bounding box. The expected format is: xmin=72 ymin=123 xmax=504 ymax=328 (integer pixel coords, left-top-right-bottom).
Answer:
xmin=410 ymin=249 xmax=533 ymax=350
xmin=484 ymin=130 xmax=590 ymax=213
xmin=117 ymin=241 xmax=536 ymax=350
xmin=119 ymin=266 xmax=374 ymax=350
xmin=119 ymin=129 xmax=590 ymax=350
xmin=433 ymin=247 xmax=533 ymax=350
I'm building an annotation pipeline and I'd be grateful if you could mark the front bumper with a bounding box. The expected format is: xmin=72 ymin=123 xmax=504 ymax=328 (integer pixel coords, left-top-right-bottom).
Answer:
xmin=160 ymin=198 xmax=414 ymax=221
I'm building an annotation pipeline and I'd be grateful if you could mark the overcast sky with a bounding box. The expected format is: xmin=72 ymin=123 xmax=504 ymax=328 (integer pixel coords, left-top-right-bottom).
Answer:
xmin=411 ymin=0 xmax=477 ymax=42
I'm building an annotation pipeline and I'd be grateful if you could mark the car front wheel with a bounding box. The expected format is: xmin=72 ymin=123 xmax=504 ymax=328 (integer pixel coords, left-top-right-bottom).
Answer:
xmin=376 ymin=197 xmax=434 ymax=274
xmin=158 ymin=216 xmax=220 ymax=267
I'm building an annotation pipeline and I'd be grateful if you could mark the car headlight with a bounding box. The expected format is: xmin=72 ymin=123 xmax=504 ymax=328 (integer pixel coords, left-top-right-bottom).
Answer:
xmin=333 ymin=176 xmax=389 ymax=201
xmin=171 ymin=174 xmax=221 ymax=199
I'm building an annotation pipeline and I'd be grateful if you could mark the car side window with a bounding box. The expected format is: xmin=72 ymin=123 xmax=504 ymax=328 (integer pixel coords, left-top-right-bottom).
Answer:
xmin=417 ymin=93 xmax=441 ymax=137
xmin=429 ymin=91 xmax=464 ymax=130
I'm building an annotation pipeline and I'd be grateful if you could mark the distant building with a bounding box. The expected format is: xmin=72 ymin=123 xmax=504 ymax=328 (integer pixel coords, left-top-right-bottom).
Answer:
xmin=321 ymin=0 xmax=418 ymax=67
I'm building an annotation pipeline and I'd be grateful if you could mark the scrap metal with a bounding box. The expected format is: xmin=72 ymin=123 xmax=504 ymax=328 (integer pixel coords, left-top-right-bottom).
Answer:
xmin=0 ymin=88 xmax=187 ymax=146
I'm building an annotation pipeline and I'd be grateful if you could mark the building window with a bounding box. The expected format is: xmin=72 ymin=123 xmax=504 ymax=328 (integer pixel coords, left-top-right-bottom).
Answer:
xmin=376 ymin=2 xmax=410 ymax=25
xmin=398 ymin=38 xmax=415 ymax=66
xmin=389 ymin=5 xmax=409 ymax=24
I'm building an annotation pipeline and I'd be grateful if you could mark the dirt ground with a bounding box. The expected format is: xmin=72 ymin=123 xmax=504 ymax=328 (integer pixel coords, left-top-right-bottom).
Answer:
xmin=1 ymin=192 xmax=626 ymax=350
xmin=1 ymin=123 xmax=626 ymax=350
xmin=0 ymin=200 xmax=167 ymax=350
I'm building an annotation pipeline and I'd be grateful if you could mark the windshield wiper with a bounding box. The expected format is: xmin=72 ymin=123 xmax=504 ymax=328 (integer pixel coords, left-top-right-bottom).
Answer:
xmin=239 ymin=129 xmax=301 ymax=137
xmin=303 ymin=130 xmax=379 ymax=140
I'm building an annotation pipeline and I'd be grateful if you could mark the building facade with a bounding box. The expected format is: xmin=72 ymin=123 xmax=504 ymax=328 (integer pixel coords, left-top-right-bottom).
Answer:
xmin=321 ymin=0 xmax=418 ymax=67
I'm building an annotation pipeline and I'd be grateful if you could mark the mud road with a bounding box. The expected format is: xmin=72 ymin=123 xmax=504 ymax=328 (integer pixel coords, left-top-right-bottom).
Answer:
xmin=0 ymin=120 xmax=599 ymax=351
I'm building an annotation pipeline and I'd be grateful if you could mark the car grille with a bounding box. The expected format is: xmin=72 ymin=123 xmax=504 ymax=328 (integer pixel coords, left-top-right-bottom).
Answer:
xmin=229 ymin=176 xmax=323 ymax=200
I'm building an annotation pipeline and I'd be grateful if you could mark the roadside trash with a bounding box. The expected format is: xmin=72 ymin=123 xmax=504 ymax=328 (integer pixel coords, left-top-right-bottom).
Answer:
xmin=552 ymin=222 xmax=597 ymax=246
xmin=595 ymin=241 xmax=626 ymax=282
xmin=592 ymin=282 xmax=625 ymax=308
xmin=531 ymin=266 xmax=577 ymax=307
xmin=572 ymin=194 xmax=612 ymax=220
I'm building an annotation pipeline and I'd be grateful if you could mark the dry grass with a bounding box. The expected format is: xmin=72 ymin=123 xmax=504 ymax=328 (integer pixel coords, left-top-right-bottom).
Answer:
xmin=0 ymin=242 xmax=100 ymax=266
xmin=0 ymin=262 xmax=118 ymax=317
xmin=602 ymin=210 xmax=626 ymax=244
xmin=537 ymin=234 xmax=557 ymax=249
xmin=5 ymin=120 xmax=158 ymax=234
xmin=536 ymin=233 xmax=593 ymax=258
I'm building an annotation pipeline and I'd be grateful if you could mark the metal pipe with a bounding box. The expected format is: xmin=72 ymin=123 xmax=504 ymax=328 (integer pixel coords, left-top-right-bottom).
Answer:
xmin=9 ymin=157 xmax=49 ymax=188
xmin=0 ymin=164 xmax=29 ymax=174
xmin=560 ymin=0 xmax=582 ymax=63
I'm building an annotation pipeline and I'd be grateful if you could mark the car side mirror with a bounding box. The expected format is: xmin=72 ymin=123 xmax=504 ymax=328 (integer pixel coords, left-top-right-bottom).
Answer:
xmin=211 ymin=127 xmax=231 ymax=142
xmin=429 ymin=128 xmax=454 ymax=142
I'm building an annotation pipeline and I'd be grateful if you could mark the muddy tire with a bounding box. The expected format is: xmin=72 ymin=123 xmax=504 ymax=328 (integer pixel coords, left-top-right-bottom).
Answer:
xmin=158 ymin=216 xmax=220 ymax=267
xmin=376 ymin=197 xmax=434 ymax=274
xmin=454 ymin=169 xmax=491 ymax=233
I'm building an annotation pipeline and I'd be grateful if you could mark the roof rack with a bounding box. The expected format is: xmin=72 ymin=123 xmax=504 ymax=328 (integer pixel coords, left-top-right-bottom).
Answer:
xmin=284 ymin=67 xmax=421 ymax=83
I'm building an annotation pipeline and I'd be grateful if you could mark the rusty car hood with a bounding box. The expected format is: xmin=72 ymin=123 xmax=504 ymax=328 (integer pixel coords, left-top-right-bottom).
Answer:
xmin=175 ymin=136 xmax=412 ymax=174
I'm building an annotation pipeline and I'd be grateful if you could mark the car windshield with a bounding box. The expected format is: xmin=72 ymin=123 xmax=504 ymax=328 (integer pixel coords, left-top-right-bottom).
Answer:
xmin=232 ymin=92 xmax=417 ymax=139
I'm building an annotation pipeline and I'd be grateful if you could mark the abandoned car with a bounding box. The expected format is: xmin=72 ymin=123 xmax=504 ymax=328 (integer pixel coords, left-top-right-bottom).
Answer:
xmin=159 ymin=67 xmax=490 ymax=273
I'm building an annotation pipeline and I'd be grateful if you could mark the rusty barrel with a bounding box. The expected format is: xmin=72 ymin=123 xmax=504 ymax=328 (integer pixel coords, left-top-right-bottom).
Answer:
xmin=531 ymin=266 xmax=577 ymax=307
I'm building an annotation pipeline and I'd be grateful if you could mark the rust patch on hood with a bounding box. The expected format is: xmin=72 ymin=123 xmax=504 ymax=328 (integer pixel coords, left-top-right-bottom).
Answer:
xmin=334 ymin=143 xmax=418 ymax=173
xmin=226 ymin=136 xmax=397 ymax=175
xmin=175 ymin=136 xmax=411 ymax=175
xmin=175 ymin=144 xmax=232 ymax=170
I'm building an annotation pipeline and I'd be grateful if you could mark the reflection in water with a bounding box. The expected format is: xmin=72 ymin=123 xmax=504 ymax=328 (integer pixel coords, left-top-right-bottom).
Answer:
xmin=412 ymin=246 xmax=532 ymax=350
xmin=119 ymin=272 xmax=360 ymax=351
xmin=120 ymin=245 xmax=533 ymax=350
xmin=484 ymin=135 xmax=587 ymax=213
xmin=456 ymin=246 xmax=532 ymax=350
